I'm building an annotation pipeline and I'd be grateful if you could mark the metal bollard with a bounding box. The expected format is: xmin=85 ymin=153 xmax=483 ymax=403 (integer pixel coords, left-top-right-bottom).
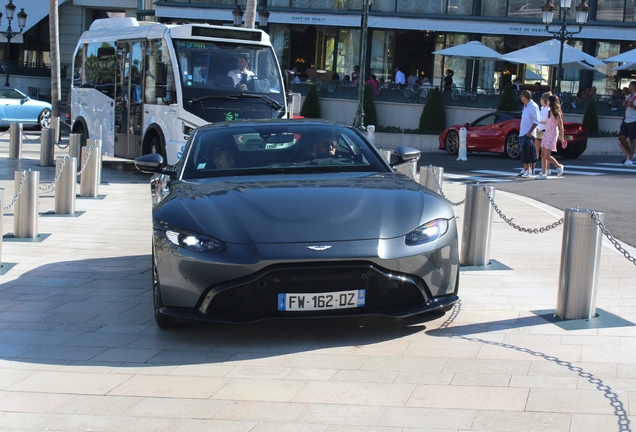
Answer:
xmin=457 ymin=127 xmax=467 ymax=161
xmin=366 ymin=125 xmax=375 ymax=146
xmin=460 ymin=183 xmax=494 ymax=266
xmin=54 ymin=156 xmax=77 ymax=214
xmin=555 ymin=208 xmax=603 ymax=320
xmin=14 ymin=170 xmax=39 ymax=238
xmin=80 ymin=146 xmax=100 ymax=197
xmin=51 ymin=116 xmax=61 ymax=144
xmin=39 ymin=128 xmax=55 ymax=167
xmin=9 ymin=122 xmax=22 ymax=160
xmin=395 ymin=160 xmax=417 ymax=180
xmin=419 ymin=165 xmax=443 ymax=193
xmin=86 ymin=138 xmax=103 ymax=185
xmin=68 ymin=133 xmax=83 ymax=171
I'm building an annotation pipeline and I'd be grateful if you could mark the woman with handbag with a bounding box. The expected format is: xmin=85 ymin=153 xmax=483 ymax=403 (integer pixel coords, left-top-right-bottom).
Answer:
xmin=536 ymin=95 xmax=566 ymax=180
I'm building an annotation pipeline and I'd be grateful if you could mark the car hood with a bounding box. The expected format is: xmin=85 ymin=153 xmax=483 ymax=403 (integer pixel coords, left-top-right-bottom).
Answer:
xmin=153 ymin=172 xmax=454 ymax=244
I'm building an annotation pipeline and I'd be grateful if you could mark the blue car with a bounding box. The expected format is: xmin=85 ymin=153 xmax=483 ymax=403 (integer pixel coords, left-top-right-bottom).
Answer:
xmin=0 ymin=88 xmax=52 ymax=129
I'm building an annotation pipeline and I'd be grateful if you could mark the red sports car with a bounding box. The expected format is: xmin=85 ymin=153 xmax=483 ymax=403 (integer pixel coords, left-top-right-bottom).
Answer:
xmin=438 ymin=111 xmax=589 ymax=159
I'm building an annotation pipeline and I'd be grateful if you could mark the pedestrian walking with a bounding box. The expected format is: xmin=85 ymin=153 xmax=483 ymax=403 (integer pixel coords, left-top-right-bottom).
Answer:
xmin=618 ymin=81 xmax=636 ymax=165
xmin=517 ymin=90 xmax=539 ymax=178
xmin=535 ymin=92 xmax=550 ymax=172
xmin=536 ymin=95 xmax=565 ymax=179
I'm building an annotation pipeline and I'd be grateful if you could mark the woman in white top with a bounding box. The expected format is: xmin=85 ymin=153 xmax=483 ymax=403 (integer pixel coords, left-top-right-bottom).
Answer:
xmin=535 ymin=92 xmax=550 ymax=173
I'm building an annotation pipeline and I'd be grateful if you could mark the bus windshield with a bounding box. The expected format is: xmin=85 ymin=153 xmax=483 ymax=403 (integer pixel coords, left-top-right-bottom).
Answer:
xmin=174 ymin=40 xmax=282 ymax=95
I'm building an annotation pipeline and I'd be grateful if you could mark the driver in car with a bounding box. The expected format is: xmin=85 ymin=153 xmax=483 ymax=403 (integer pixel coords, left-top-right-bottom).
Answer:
xmin=227 ymin=53 xmax=255 ymax=91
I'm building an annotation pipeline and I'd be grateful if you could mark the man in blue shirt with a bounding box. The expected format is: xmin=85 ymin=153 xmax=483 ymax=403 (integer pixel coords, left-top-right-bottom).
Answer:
xmin=518 ymin=90 xmax=539 ymax=177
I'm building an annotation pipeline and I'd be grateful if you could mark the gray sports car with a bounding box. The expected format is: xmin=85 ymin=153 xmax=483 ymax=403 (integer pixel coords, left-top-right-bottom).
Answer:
xmin=135 ymin=119 xmax=459 ymax=328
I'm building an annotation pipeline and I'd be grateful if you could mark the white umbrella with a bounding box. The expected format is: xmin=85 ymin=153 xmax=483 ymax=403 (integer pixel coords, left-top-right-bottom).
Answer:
xmin=604 ymin=48 xmax=636 ymax=64
xmin=432 ymin=41 xmax=502 ymax=88
xmin=611 ymin=62 xmax=636 ymax=71
xmin=500 ymin=39 xmax=604 ymax=69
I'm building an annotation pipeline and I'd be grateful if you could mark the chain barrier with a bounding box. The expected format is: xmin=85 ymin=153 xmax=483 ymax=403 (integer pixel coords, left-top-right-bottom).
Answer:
xmin=77 ymin=146 xmax=93 ymax=176
xmin=3 ymin=170 xmax=27 ymax=211
xmin=482 ymin=185 xmax=564 ymax=233
xmin=591 ymin=210 xmax=636 ymax=267
xmin=21 ymin=131 xmax=42 ymax=143
xmin=432 ymin=167 xmax=465 ymax=206
xmin=39 ymin=157 xmax=67 ymax=194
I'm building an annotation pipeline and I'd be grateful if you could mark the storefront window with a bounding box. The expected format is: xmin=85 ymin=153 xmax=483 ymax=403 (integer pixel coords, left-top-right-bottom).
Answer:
xmin=433 ymin=34 xmax=469 ymax=89
xmin=447 ymin=0 xmax=473 ymax=15
xmin=396 ymin=0 xmax=445 ymax=14
xmin=269 ymin=25 xmax=290 ymax=70
xmin=597 ymin=0 xmax=635 ymax=22
xmin=508 ymin=0 xmax=543 ymax=19
xmin=290 ymin=0 xmax=361 ymax=10
xmin=373 ymin=0 xmax=396 ymax=12
xmin=335 ymin=29 xmax=360 ymax=80
xmin=479 ymin=36 xmax=504 ymax=90
xmin=595 ymin=41 xmax=621 ymax=94
xmin=370 ymin=30 xmax=394 ymax=82
xmin=482 ymin=0 xmax=507 ymax=16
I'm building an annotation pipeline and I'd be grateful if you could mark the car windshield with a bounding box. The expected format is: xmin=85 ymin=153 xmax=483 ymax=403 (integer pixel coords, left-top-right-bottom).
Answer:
xmin=181 ymin=123 xmax=389 ymax=179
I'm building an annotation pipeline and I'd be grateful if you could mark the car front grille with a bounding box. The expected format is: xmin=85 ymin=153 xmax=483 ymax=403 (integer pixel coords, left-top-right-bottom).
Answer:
xmin=202 ymin=263 xmax=428 ymax=320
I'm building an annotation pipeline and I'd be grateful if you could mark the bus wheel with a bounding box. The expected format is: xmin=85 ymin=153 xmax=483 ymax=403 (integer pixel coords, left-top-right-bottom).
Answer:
xmin=149 ymin=135 xmax=166 ymax=161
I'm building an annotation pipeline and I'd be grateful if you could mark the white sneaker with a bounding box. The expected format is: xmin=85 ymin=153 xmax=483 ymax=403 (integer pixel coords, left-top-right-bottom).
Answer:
xmin=546 ymin=169 xmax=552 ymax=175
xmin=517 ymin=170 xmax=527 ymax=177
xmin=521 ymin=171 xmax=531 ymax=178
xmin=557 ymin=165 xmax=564 ymax=176
xmin=625 ymin=159 xmax=634 ymax=166
xmin=536 ymin=173 xmax=547 ymax=180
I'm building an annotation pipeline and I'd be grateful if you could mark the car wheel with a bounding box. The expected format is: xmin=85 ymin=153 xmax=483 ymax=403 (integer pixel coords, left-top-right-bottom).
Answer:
xmin=444 ymin=130 xmax=459 ymax=155
xmin=38 ymin=108 xmax=52 ymax=130
xmin=152 ymin=253 xmax=178 ymax=329
xmin=504 ymin=132 xmax=520 ymax=158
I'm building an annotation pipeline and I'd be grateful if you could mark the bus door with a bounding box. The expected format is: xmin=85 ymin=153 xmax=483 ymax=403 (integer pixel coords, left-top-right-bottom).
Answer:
xmin=114 ymin=41 xmax=145 ymax=159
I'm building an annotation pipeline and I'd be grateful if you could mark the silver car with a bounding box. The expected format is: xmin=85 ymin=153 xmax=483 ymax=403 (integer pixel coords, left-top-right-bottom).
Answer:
xmin=0 ymin=88 xmax=52 ymax=129
xmin=135 ymin=119 xmax=459 ymax=328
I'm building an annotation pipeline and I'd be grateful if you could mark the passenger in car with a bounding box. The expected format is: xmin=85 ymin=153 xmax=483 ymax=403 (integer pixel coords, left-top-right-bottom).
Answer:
xmin=210 ymin=146 xmax=236 ymax=169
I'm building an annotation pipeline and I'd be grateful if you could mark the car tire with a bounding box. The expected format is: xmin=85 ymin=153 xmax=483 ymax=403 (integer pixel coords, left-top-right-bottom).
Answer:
xmin=504 ymin=132 xmax=520 ymax=158
xmin=38 ymin=108 xmax=52 ymax=130
xmin=444 ymin=130 xmax=459 ymax=155
xmin=152 ymin=253 xmax=178 ymax=329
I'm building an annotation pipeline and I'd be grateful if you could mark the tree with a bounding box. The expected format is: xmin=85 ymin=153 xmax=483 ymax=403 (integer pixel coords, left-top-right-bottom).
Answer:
xmin=582 ymin=101 xmax=599 ymax=136
xmin=363 ymin=84 xmax=378 ymax=128
xmin=244 ymin=0 xmax=256 ymax=28
xmin=419 ymin=87 xmax=445 ymax=133
xmin=300 ymin=85 xmax=321 ymax=118
xmin=49 ymin=0 xmax=61 ymax=130
xmin=497 ymin=84 xmax=517 ymax=112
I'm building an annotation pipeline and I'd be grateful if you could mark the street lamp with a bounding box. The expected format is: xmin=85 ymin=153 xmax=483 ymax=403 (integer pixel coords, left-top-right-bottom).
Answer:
xmin=258 ymin=6 xmax=269 ymax=29
xmin=541 ymin=0 xmax=589 ymax=93
xmin=353 ymin=0 xmax=371 ymax=130
xmin=232 ymin=5 xmax=244 ymax=27
xmin=0 ymin=0 xmax=27 ymax=87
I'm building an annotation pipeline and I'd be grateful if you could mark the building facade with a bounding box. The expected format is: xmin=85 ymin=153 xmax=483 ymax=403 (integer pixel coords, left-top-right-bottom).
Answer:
xmin=151 ymin=0 xmax=636 ymax=95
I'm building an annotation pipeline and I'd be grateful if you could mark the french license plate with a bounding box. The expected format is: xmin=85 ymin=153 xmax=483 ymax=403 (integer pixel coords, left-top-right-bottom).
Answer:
xmin=278 ymin=289 xmax=366 ymax=311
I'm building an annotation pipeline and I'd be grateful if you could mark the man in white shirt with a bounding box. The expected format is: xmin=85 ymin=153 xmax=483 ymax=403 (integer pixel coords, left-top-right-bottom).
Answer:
xmin=394 ymin=67 xmax=405 ymax=86
xmin=518 ymin=90 xmax=540 ymax=177
xmin=228 ymin=53 xmax=255 ymax=90
xmin=619 ymin=81 xmax=636 ymax=165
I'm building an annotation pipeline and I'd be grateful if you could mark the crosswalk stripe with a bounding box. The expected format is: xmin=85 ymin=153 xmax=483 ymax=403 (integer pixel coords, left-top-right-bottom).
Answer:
xmin=573 ymin=164 xmax=636 ymax=173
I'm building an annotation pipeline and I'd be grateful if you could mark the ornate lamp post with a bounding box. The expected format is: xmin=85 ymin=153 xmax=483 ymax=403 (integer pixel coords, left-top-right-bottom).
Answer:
xmin=258 ymin=5 xmax=269 ymax=30
xmin=541 ymin=0 xmax=589 ymax=93
xmin=232 ymin=5 xmax=244 ymax=27
xmin=0 ymin=0 xmax=27 ymax=87
xmin=353 ymin=0 xmax=371 ymax=130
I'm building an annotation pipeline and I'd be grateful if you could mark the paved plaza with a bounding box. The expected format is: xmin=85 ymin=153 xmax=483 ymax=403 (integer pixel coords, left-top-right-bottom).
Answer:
xmin=0 ymin=130 xmax=635 ymax=431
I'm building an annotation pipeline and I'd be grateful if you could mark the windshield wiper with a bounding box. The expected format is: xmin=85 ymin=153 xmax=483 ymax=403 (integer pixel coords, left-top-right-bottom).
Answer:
xmin=236 ymin=93 xmax=283 ymax=111
xmin=187 ymin=94 xmax=238 ymax=105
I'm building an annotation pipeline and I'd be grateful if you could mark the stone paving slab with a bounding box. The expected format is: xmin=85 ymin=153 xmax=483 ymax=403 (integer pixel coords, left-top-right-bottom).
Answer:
xmin=0 ymin=131 xmax=635 ymax=431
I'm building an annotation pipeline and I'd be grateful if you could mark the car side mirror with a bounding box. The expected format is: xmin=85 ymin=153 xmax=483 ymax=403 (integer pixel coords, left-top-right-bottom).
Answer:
xmin=390 ymin=146 xmax=421 ymax=167
xmin=134 ymin=153 xmax=172 ymax=175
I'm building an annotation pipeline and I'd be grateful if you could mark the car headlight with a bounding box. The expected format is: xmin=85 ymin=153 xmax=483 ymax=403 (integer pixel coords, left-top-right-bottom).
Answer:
xmin=405 ymin=219 xmax=449 ymax=246
xmin=165 ymin=230 xmax=226 ymax=252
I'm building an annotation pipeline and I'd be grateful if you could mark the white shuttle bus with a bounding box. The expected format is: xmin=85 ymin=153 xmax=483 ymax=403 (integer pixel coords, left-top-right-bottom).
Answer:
xmin=69 ymin=17 xmax=287 ymax=165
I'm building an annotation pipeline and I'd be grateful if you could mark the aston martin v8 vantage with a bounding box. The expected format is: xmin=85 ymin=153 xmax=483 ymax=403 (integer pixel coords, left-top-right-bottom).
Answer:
xmin=135 ymin=119 xmax=459 ymax=328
